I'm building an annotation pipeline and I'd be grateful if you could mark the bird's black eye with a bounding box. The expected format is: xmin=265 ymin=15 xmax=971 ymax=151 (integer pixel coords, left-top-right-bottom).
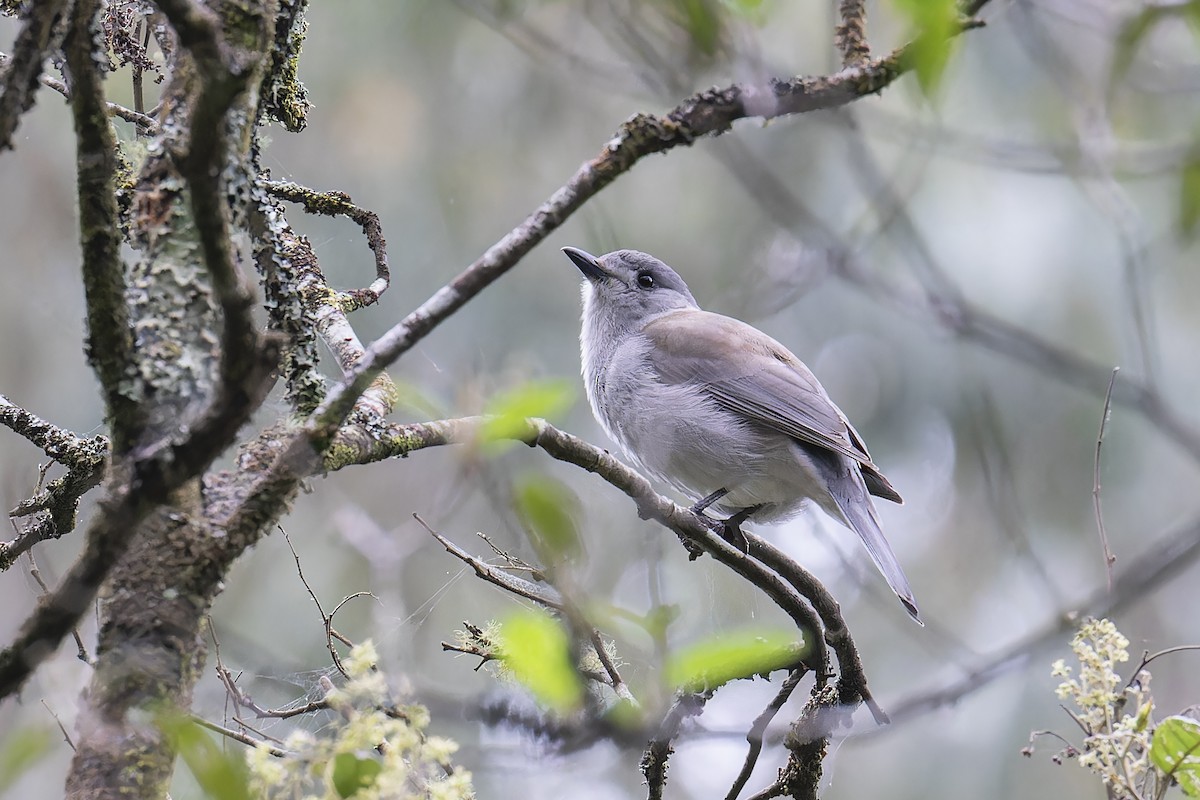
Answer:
xmin=636 ymin=272 xmax=655 ymax=289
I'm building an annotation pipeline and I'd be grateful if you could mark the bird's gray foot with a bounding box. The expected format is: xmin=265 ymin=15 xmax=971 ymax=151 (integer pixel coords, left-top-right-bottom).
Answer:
xmin=718 ymin=505 xmax=763 ymax=553
xmin=690 ymin=488 xmax=729 ymax=516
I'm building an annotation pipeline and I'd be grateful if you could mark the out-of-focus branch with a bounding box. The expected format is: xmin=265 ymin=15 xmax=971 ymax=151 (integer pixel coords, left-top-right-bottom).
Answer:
xmin=300 ymin=11 xmax=991 ymax=450
xmin=711 ymin=127 xmax=1200 ymax=466
xmin=0 ymin=52 xmax=160 ymax=132
xmin=835 ymin=0 xmax=870 ymax=66
xmin=0 ymin=0 xmax=68 ymax=150
xmin=876 ymin=508 xmax=1200 ymax=729
xmin=644 ymin=691 xmax=711 ymax=800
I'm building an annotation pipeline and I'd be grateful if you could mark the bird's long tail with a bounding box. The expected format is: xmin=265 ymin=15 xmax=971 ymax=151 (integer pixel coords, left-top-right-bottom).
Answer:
xmin=822 ymin=463 xmax=922 ymax=625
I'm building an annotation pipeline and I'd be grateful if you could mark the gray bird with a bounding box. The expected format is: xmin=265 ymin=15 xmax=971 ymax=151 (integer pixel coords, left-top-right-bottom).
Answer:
xmin=563 ymin=246 xmax=921 ymax=623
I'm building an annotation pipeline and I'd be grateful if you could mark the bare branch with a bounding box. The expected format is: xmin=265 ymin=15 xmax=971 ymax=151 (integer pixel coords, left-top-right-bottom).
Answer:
xmin=25 ymin=551 xmax=91 ymax=665
xmin=42 ymin=699 xmax=76 ymax=751
xmin=415 ymin=515 xmax=565 ymax=609
xmin=191 ymin=715 xmax=292 ymax=758
xmin=643 ymin=691 xmax=710 ymax=800
xmin=880 ymin=509 xmax=1200 ymax=728
xmin=1124 ymin=645 xmax=1200 ymax=692
xmin=1094 ymin=368 xmax=1120 ymax=589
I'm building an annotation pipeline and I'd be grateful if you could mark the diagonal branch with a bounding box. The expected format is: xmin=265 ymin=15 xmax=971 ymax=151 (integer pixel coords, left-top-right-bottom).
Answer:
xmin=299 ymin=15 xmax=991 ymax=450
xmin=877 ymin=508 xmax=1200 ymax=730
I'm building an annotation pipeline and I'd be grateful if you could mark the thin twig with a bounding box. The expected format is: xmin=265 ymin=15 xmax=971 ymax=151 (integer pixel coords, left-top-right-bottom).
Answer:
xmin=1094 ymin=368 xmax=1120 ymax=589
xmin=0 ymin=51 xmax=161 ymax=131
xmin=191 ymin=715 xmax=291 ymax=758
xmin=41 ymin=699 xmax=76 ymax=751
xmin=1124 ymin=644 xmax=1200 ymax=691
xmin=281 ymin=526 xmax=350 ymax=678
xmin=25 ymin=550 xmax=91 ymax=664
xmin=415 ymin=514 xmax=565 ymax=609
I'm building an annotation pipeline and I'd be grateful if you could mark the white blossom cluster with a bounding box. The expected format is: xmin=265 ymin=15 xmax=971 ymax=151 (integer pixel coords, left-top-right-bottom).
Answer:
xmin=1051 ymin=618 xmax=1156 ymax=799
xmin=246 ymin=640 xmax=474 ymax=800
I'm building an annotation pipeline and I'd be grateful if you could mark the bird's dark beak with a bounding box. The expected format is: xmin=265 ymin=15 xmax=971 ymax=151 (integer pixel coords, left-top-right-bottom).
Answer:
xmin=562 ymin=247 xmax=609 ymax=281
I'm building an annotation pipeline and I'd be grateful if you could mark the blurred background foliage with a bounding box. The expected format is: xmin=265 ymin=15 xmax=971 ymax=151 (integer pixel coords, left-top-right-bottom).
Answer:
xmin=3 ymin=1 xmax=1200 ymax=798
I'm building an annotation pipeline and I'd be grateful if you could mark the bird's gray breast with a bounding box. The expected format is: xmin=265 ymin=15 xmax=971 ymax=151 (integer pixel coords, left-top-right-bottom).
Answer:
xmin=586 ymin=333 xmax=787 ymax=502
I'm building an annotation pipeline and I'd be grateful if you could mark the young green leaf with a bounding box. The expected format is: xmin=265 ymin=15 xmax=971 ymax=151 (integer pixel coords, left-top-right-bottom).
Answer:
xmin=0 ymin=728 xmax=53 ymax=794
xmin=160 ymin=715 xmax=253 ymax=800
xmin=331 ymin=752 xmax=383 ymax=798
xmin=499 ymin=610 xmax=584 ymax=714
xmin=892 ymin=0 xmax=960 ymax=96
xmin=513 ymin=474 xmax=583 ymax=565
xmin=665 ymin=629 xmax=805 ymax=692
xmin=1181 ymin=152 xmax=1200 ymax=239
xmin=479 ymin=378 xmax=575 ymax=450
xmin=1150 ymin=716 xmax=1200 ymax=797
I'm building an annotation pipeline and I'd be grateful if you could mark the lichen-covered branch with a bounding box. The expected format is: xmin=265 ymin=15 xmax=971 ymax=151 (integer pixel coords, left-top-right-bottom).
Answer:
xmin=0 ymin=395 xmax=110 ymax=570
xmin=263 ymin=179 xmax=389 ymax=308
xmin=249 ymin=195 xmax=396 ymax=416
xmin=63 ymin=0 xmax=143 ymax=454
xmin=259 ymin=0 xmax=310 ymax=131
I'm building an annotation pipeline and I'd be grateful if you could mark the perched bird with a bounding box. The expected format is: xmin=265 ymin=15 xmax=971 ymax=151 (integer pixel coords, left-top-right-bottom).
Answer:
xmin=562 ymin=246 xmax=921 ymax=623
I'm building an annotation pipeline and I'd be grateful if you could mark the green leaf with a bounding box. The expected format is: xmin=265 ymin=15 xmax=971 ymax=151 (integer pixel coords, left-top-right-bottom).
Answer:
xmin=159 ymin=715 xmax=252 ymax=800
xmin=1151 ymin=716 xmax=1200 ymax=797
xmin=0 ymin=728 xmax=53 ymax=793
xmin=721 ymin=0 xmax=763 ymax=16
xmin=665 ymin=629 xmax=805 ymax=692
xmin=892 ymin=0 xmax=959 ymax=96
xmin=331 ymin=752 xmax=383 ymax=798
xmin=1181 ymin=152 xmax=1200 ymax=239
xmin=499 ymin=610 xmax=584 ymax=714
xmin=604 ymin=697 xmax=645 ymax=731
xmin=666 ymin=0 xmax=724 ymax=58
xmin=513 ymin=474 xmax=583 ymax=564
xmin=479 ymin=379 xmax=575 ymax=451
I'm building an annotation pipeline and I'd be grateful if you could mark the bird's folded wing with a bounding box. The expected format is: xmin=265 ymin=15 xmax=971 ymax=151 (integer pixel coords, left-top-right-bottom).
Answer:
xmin=643 ymin=310 xmax=878 ymax=469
